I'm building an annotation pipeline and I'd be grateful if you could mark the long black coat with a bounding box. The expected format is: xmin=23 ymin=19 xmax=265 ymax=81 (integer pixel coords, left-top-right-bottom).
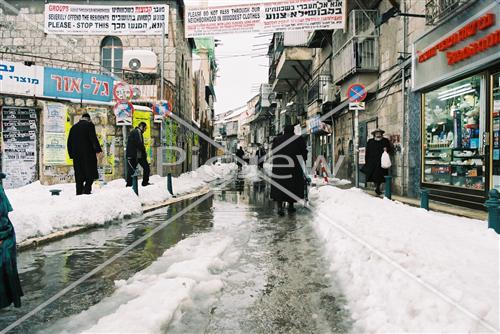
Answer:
xmin=270 ymin=133 xmax=308 ymax=202
xmin=361 ymin=137 xmax=392 ymax=183
xmin=126 ymin=128 xmax=147 ymax=159
xmin=67 ymin=120 xmax=102 ymax=182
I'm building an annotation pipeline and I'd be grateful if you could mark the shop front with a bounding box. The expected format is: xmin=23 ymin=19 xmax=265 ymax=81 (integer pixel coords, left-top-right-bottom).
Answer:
xmin=413 ymin=1 xmax=500 ymax=208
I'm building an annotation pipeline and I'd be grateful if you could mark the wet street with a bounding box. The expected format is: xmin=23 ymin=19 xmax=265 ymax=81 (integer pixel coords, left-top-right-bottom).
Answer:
xmin=0 ymin=177 xmax=350 ymax=333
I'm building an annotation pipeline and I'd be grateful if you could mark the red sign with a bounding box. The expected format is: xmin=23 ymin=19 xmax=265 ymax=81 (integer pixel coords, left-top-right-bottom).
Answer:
xmin=418 ymin=13 xmax=497 ymax=65
xmin=113 ymin=82 xmax=133 ymax=101
xmin=347 ymin=84 xmax=367 ymax=102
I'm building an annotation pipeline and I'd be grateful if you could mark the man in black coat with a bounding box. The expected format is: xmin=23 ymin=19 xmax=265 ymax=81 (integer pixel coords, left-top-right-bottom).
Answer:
xmin=361 ymin=128 xmax=392 ymax=195
xmin=67 ymin=113 xmax=103 ymax=195
xmin=235 ymin=146 xmax=245 ymax=170
xmin=255 ymin=143 xmax=266 ymax=169
xmin=270 ymin=125 xmax=308 ymax=216
xmin=126 ymin=121 xmax=151 ymax=187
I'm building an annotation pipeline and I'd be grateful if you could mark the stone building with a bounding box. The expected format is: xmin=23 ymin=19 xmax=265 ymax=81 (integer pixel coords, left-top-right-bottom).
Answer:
xmin=0 ymin=0 xmax=202 ymax=188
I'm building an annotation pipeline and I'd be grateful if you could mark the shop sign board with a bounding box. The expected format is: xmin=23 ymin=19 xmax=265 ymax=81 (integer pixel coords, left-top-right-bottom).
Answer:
xmin=1 ymin=107 xmax=38 ymax=189
xmin=185 ymin=0 xmax=346 ymax=38
xmin=0 ymin=61 xmax=44 ymax=97
xmin=43 ymin=67 xmax=114 ymax=103
xmin=413 ymin=1 xmax=500 ymax=91
xmin=44 ymin=3 xmax=169 ymax=35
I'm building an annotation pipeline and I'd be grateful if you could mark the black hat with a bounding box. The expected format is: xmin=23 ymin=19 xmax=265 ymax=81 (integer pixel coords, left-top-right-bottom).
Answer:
xmin=371 ymin=128 xmax=385 ymax=135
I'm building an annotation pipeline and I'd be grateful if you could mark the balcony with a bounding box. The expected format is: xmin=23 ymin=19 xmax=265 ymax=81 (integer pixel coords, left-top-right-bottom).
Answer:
xmin=272 ymin=47 xmax=312 ymax=92
xmin=332 ymin=37 xmax=378 ymax=84
xmin=425 ymin=0 xmax=475 ymax=25
xmin=307 ymin=75 xmax=331 ymax=105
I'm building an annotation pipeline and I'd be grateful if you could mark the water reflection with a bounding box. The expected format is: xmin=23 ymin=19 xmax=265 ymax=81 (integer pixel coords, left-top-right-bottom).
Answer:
xmin=0 ymin=196 xmax=214 ymax=333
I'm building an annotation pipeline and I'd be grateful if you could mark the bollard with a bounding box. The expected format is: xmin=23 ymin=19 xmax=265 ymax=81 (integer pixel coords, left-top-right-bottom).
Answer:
xmin=132 ymin=173 xmax=139 ymax=196
xmin=484 ymin=189 xmax=500 ymax=234
xmin=167 ymin=173 xmax=174 ymax=197
xmin=384 ymin=175 xmax=392 ymax=200
xmin=420 ymin=188 xmax=429 ymax=210
xmin=49 ymin=189 xmax=62 ymax=196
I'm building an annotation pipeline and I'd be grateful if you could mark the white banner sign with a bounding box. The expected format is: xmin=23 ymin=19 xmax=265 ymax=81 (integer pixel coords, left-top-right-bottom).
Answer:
xmin=44 ymin=3 xmax=169 ymax=35
xmin=185 ymin=0 xmax=345 ymax=38
xmin=0 ymin=61 xmax=44 ymax=97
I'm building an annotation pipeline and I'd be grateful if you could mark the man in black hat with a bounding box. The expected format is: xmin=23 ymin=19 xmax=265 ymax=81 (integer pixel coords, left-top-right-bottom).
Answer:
xmin=270 ymin=125 xmax=308 ymax=216
xmin=126 ymin=121 xmax=151 ymax=187
xmin=361 ymin=128 xmax=392 ymax=195
xmin=67 ymin=113 xmax=103 ymax=195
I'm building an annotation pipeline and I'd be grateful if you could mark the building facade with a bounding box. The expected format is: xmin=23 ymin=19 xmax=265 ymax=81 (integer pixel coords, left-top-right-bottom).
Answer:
xmin=0 ymin=0 xmax=209 ymax=189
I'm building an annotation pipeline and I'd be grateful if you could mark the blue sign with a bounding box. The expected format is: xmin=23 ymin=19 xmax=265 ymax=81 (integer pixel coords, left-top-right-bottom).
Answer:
xmin=347 ymin=84 xmax=367 ymax=102
xmin=43 ymin=67 xmax=114 ymax=103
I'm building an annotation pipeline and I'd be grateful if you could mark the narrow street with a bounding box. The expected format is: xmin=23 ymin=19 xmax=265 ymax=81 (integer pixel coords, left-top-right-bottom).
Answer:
xmin=0 ymin=176 xmax=351 ymax=333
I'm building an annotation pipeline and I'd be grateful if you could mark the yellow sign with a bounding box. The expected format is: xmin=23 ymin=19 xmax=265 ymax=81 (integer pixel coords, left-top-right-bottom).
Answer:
xmin=133 ymin=109 xmax=152 ymax=162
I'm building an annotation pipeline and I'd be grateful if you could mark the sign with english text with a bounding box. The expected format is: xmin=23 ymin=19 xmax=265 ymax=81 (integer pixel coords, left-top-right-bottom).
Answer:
xmin=43 ymin=67 xmax=114 ymax=103
xmin=185 ymin=0 xmax=345 ymax=38
xmin=44 ymin=3 xmax=169 ymax=35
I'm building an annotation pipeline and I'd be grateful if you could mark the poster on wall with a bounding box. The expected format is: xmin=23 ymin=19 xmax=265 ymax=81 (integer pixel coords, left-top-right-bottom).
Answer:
xmin=44 ymin=3 xmax=169 ymax=35
xmin=132 ymin=109 xmax=152 ymax=162
xmin=1 ymin=107 xmax=38 ymax=189
xmin=86 ymin=107 xmax=110 ymax=180
xmin=113 ymin=102 xmax=134 ymax=126
xmin=43 ymin=102 xmax=70 ymax=165
xmin=105 ymin=135 xmax=115 ymax=176
xmin=185 ymin=0 xmax=345 ymax=38
xmin=0 ymin=61 xmax=44 ymax=97
xmin=164 ymin=118 xmax=178 ymax=164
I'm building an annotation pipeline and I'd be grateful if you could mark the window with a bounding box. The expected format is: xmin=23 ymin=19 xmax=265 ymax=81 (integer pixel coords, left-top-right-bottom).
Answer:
xmin=101 ymin=36 xmax=123 ymax=75
xmin=422 ymin=75 xmax=485 ymax=190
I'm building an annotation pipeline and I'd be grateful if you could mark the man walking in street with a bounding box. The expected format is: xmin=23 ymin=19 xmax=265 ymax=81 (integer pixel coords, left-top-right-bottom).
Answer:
xmin=361 ymin=128 xmax=393 ymax=195
xmin=255 ymin=143 xmax=266 ymax=169
xmin=270 ymin=125 xmax=308 ymax=216
xmin=235 ymin=146 xmax=245 ymax=170
xmin=126 ymin=121 xmax=151 ymax=187
xmin=67 ymin=113 xmax=103 ymax=195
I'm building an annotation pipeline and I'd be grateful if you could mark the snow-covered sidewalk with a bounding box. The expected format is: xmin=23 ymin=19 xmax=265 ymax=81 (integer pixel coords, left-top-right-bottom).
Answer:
xmin=309 ymin=186 xmax=499 ymax=332
xmin=7 ymin=163 xmax=236 ymax=243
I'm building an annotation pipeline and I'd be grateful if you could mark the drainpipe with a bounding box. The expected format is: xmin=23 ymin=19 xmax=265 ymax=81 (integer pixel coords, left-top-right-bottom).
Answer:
xmin=401 ymin=0 xmax=408 ymax=196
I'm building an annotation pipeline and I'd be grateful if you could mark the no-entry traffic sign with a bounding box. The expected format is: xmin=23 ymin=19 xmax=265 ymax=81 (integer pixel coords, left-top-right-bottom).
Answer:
xmin=347 ymin=84 xmax=367 ymax=102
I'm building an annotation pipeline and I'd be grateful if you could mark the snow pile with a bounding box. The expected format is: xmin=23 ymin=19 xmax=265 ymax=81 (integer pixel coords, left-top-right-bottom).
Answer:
xmin=240 ymin=164 xmax=261 ymax=182
xmin=45 ymin=210 xmax=245 ymax=334
xmin=7 ymin=163 xmax=237 ymax=243
xmin=309 ymin=186 xmax=499 ymax=332
xmin=310 ymin=175 xmax=351 ymax=186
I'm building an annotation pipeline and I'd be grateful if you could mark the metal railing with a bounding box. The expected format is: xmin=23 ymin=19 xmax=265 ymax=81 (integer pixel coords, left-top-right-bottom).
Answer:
xmin=425 ymin=0 xmax=474 ymax=25
xmin=332 ymin=37 xmax=378 ymax=84
xmin=307 ymin=74 xmax=332 ymax=105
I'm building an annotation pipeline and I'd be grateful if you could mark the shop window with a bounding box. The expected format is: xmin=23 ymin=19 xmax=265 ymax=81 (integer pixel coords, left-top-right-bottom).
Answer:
xmin=101 ymin=36 xmax=123 ymax=76
xmin=423 ymin=75 xmax=485 ymax=190
xmin=492 ymin=72 xmax=500 ymax=190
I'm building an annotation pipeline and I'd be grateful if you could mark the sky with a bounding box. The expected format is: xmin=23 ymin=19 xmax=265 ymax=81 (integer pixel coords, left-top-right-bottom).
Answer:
xmin=185 ymin=0 xmax=272 ymax=114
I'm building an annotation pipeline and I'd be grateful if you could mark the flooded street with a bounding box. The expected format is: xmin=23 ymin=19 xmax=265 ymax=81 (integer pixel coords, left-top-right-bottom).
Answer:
xmin=0 ymin=178 xmax=350 ymax=333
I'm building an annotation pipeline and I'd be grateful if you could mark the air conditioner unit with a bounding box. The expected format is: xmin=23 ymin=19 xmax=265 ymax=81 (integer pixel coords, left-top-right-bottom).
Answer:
xmin=322 ymin=83 xmax=340 ymax=104
xmin=123 ymin=50 xmax=158 ymax=74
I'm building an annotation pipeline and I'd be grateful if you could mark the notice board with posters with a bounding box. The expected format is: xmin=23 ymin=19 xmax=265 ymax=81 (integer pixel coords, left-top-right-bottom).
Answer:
xmin=1 ymin=107 xmax=38 ymax=189
xmin=43 ymin=102 xmax=72 ymax=166
xmin=132 ymin=110 xmax=152 ymax=162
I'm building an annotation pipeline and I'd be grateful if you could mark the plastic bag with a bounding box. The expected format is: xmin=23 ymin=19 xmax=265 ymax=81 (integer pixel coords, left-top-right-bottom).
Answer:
xmin=381 ymin=151 xmax=392 ymax=169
